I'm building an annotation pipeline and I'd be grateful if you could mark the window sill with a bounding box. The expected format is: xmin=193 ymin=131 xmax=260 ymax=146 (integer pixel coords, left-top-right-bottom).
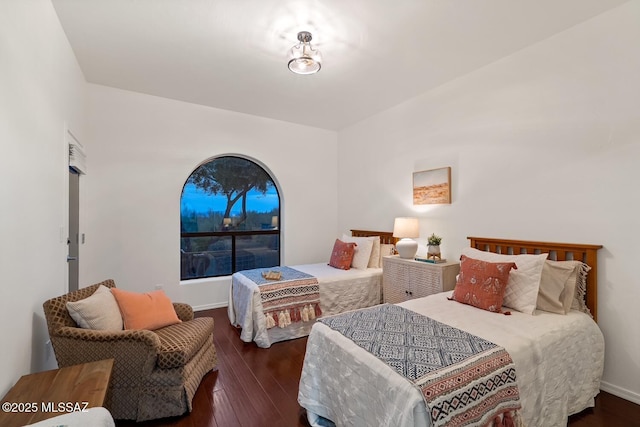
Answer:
xmin=180 ymin=276 xmax=231 ymax=286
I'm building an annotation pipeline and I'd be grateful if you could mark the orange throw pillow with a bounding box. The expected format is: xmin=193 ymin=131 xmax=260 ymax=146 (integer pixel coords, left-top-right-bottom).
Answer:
xmin=111 ymin=288 xmax=181 ymax=330
xmin=452 ymin=255 xmax=517 ymax=313
xmin=328 ymin=239 xmax=357 ymax=270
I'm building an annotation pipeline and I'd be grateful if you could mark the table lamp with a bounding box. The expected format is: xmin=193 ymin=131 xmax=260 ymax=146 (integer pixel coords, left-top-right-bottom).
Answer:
xmin=393 ymin=217 xmax=420 ymax=259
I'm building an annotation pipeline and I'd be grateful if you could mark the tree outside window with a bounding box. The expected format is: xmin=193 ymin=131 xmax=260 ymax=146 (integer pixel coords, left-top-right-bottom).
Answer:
xmin=180 ymin=156 xmax=280 ymax=279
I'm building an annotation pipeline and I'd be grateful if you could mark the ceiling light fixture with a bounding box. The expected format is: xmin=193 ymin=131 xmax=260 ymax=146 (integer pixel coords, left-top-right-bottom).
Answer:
xmin=288 ymin=31 xmax=322 ymax=75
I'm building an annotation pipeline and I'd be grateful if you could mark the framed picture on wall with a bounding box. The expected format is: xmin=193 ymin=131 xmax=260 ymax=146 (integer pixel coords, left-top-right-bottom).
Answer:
xmin=413 ymin=167 xmax=451 ymax=205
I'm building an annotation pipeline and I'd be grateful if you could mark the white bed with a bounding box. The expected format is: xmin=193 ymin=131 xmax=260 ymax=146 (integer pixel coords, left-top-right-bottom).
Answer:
xmin=227 ymin=230 xmax=397 ymax=348
xmin=298 ymin=237 xmax=605 ymax=427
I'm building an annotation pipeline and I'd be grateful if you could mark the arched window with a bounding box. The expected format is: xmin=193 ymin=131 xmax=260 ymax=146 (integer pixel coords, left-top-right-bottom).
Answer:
xmin=180 ymin=156 xmax=280 ymax=280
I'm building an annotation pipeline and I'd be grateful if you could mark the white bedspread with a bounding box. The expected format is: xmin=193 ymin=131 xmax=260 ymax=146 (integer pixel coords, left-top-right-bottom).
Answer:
xmin=298 ymin=291 xmax=604 ymax=427
xmin=228 ymin=263 xmax=382 ymax=348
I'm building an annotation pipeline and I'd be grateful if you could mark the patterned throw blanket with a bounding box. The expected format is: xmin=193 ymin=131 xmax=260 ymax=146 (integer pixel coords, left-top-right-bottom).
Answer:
xmin=238 ymin=266 xmax=321 ymax=329
xmin=319 ymin=304 xmax=522 ymax=427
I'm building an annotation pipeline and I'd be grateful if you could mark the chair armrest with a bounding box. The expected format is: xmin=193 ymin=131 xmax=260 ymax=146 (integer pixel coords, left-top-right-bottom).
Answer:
xmin=173 ymin=303 xmax=194 ymax=321
xmin=50 ymin=327 xmax=161 ymax=379
xmin=55 ymin=326 xmax=160 ymax=346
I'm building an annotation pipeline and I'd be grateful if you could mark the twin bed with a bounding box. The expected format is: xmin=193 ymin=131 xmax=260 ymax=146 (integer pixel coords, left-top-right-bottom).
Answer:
xmin=228 ymin=233 xmax=605 ymax=427
xmin=298 ymin=236 xmax=604 ymax=427
xmin=227 ymin=230 xmax=396 ymax=348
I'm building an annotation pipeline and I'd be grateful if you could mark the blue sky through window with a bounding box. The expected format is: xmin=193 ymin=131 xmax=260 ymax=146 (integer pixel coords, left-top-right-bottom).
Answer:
xmin=181 ymin=183 xmax=278 ymax=215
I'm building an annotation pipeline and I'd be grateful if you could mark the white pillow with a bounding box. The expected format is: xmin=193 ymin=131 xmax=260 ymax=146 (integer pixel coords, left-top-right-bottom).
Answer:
xmin=368 ymin=238 xmax=381 ymax=268
xmin=379 ymin=243 xmax=395 ymax=265
xmin=341 ymin=234 xmax=375 ymax=270
xmin=460 ymin=247 xmax=548 ymax=315
xmin=66 ymin=285 xmax=123 ymax=330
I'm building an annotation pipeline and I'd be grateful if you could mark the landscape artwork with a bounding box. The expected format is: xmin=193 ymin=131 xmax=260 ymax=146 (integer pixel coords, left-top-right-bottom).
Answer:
xmin=413 ymin=167 xmax=451 ymax=204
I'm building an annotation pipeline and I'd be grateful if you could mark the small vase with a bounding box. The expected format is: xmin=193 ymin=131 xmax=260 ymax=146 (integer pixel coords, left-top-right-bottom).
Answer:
xmin=427 ymin=245 xmax=441 ymax=260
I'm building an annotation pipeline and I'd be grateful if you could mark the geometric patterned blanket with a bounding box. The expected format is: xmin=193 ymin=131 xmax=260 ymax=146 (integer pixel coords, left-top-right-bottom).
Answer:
xmin=318 ymin=304 xmax=521 ymax=427
xmin=238 ymin=266 xmax=321 ymax=329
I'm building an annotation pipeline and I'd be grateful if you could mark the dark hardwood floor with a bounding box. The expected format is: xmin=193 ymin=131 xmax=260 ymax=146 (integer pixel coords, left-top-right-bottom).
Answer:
xmin=116 ymin=307 xmax=640 ymax=427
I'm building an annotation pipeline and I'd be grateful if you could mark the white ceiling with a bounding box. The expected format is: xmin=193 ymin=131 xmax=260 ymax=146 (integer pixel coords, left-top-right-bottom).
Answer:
xmin=52 ymin=0 xmax=628 ymax=131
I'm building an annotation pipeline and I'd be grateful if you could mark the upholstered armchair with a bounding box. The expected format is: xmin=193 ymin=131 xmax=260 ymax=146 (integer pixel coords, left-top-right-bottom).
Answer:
xmin=42 ymin=279 xmax=217 ymax=421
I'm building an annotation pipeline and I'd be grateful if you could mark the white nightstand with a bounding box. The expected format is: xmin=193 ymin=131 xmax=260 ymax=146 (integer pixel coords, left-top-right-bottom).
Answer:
xmin=382 ymin=256 xmax=460 ymax=304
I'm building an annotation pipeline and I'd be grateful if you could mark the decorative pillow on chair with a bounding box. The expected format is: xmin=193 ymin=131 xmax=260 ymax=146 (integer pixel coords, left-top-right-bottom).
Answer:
xmin=461 ymin=247 xmax=548 ymax=315
xmin=66 ymin=285 xmax=123 ymax=331
xmin=111 ymin=288 xmax=181 ymax=330
xmin=452 ymin=255 xmax=517 ymax=313
xmin=341 ymin=234 xmax=376 ymax=269
xmin=328 ymin=239 xmax=357 ymax=270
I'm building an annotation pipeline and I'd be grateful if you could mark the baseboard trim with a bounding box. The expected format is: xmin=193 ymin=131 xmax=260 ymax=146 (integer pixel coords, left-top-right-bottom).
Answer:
xmin=601 ymin=381 xmax=640 ymax=405
xmin=193 ymin=301 xmax=228 ymax=312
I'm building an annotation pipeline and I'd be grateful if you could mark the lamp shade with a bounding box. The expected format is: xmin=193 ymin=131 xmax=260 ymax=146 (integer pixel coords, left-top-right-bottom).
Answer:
xmin=393 ymin=217 xmax=419 ymax=239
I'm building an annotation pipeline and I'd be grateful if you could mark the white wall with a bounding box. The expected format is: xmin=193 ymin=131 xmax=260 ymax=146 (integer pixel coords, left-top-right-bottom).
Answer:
xmin=0 ymin=0 xmax=86 ymax=394
xmin=337 ymin=2 xmax=640 ymax=404
xmin=82 ymin=85 xmax=338 ymax=309
xmin=2 ymin=0 xmax=636 ymax=409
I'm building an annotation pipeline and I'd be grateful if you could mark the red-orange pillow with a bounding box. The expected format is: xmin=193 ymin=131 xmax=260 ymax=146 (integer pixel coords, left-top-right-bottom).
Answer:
xmin=111 ymin=288 xmax=181 ymax=330
xmin=452 ymin=255 xmax=518 ymax=313
xmin=328 ymin=239 xmax=357 ymax=270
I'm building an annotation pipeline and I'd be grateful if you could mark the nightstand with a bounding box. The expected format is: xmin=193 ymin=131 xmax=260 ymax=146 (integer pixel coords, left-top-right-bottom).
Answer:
xmin=382 ymin=256 xmax=460 ymax=304
xmin=0 ymin=359 xmax=114 ymax=427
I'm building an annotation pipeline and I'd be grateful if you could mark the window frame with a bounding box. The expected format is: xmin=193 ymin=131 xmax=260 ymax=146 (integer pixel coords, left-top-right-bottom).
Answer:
xmin=180 ymin=155 xmax=281 ymax=280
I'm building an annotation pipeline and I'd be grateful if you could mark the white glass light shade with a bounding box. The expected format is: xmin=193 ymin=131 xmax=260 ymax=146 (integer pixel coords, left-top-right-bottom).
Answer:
xmin=288 ymin=31 xmax=322 ymax=75
xmin=393 ymin=217 xmax=420 ymax=259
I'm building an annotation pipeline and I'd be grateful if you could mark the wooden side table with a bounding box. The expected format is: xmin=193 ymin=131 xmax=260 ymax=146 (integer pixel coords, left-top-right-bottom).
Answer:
xmin=382 ymin=256 xmax=459 ymax=304
xmin=0 ymin=358 xmax=114 ymax=427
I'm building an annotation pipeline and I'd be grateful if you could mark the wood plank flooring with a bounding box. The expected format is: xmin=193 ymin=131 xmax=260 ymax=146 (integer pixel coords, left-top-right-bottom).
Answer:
xmin=116 ymin=307 xmax=640 ymax=427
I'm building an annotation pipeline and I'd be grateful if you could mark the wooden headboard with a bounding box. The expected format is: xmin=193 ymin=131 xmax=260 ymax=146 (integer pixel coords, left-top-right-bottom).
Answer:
xmin=351 ymin=229 xmax=398 ymax=245
xmin=467 ymin=237 xmax=603 ymax=321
